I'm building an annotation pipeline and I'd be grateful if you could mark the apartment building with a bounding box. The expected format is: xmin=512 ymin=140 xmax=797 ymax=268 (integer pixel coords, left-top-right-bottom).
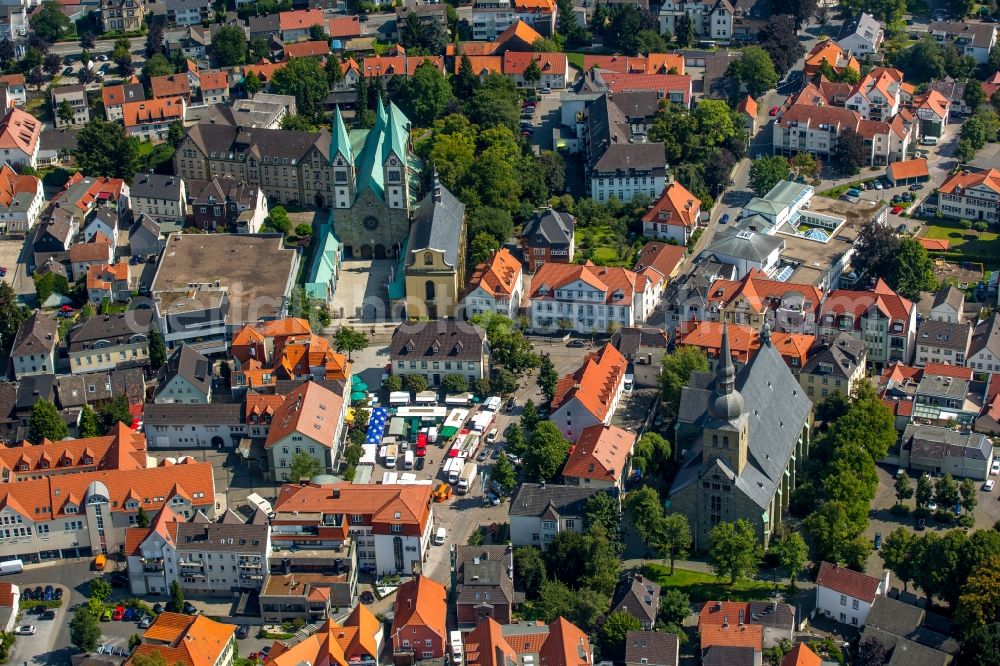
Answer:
xmin=130 ymin=613 xmax=236 ymax=666
xmin=126 ymin=506 xmax=270 ymax=596
xmin=936 ymin=167 xmax=1000 ymax=223
xmin=464 ymin=248 xmax=524 ymax=320
xmin=0 ymin=162 xmax=43 ymax=236
xmin=154 ymin=345 xmax=213 ymax=405
xmin=0 ymin=458 xmax=215 ymax=563
xmin=67 ymin=311 xmax=154 ymax=375
xmin=519 ymin=209 xmax=574 ymax=272
xmin=658 ymin=0 xmax=734 ymax=41
xmin=915 ymin=319 xmax=972 ymax=367
xmin=265 ymin=380 xmax=348 ymax=483
xmin=471 ymin=0 xmax=556 ymax=41
xmin=0 ymin=107 xmax=41 ymax=168
xmin=123 ymin=97 xmax=187 ymax=142
xmin=51 ymin=86 xmax=89 ymax=129
xmin=99 ymin=0 xmax=145 ymax=32
xmin=501 ymin=51 xmax=568 ymax=89
xmin=927 ymin=21 xmax=998 ymax=64
xmin=130 ymin=173 xmax=187 ymax=223
xmin=265 ymin=610 xmax=381 ymax=666
xmin=272 ymin=482 xmax=435 ymax=575
xmin=818 ymin=279 xmax=917 ymax=367
xmin=641 ymin=181 xmax=701 ymax=245
xmin=389 ymin=320 xmax=489 ymax=387
xmin=799 ymin=333 xmax=867 ymax=402
xmin=230 ymin=318 xmax=350 ymax=394
xmin=549 ymin=343 xmax=627 ymax=440
xmin=10 ymin=312 xmax=57 ymax=379
xmin=508 ymin=483 xmax=608 ymax=548
xmin=836 ymin=12 xmax=884 ymax=55
xmin=691 ymin=268 xmax=823 ymax=335
xmin=463 ymin=618 xmax=591 ymax=666
xmin=0 ymin=422 xmax=145 ymax=481
xmin=455 ymin=545 xmax=515 ymax=626
xmin=844 ymin=68 xmax=907 ymax=122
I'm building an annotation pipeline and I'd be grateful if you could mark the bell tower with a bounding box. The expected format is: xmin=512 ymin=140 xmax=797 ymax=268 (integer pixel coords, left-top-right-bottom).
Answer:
xmin=703 ymin=324 xmax=749 ymax=475
xmin=330 ymin=105 xmax=355 ymax=209
xmin=382 ymin=102 xmax=410 ymax=212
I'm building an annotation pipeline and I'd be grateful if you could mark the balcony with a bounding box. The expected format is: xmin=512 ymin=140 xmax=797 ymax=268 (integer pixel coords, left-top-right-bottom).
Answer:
xmin=179 ymin=560 xmax=204 ymax=569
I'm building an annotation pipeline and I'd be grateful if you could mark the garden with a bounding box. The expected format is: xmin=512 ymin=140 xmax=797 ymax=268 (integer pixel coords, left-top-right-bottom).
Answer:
xmin=641 ymin=564 xmax=777 ymax=604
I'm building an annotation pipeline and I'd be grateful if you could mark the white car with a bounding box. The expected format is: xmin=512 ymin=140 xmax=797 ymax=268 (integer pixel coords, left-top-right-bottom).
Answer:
xmin=485 ymin=428 xmax=498 ymax=444
xmin=992 ymin=460 xmax=1000 ymax=475
xmin=985 ymin=480 xmax=995 ymax=492
xmin=15 ymin=626 xmax=34 ymax=635
xmin=927 ymin=501 xmax=938 ymax=512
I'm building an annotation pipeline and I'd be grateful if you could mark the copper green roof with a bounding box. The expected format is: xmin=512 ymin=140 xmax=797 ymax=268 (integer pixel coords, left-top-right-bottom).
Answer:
xmin=330 ymin=105 xmax=353 ymax=165
xmin=305 ymin=212 xmax=341 ymax=302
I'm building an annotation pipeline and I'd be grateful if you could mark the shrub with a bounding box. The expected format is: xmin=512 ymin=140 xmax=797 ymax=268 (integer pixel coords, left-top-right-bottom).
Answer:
xmin=957 ymin=514 xmax=975 ymax=528
xmin=933 ymin=510 xmax=955 ymax=523
xmin=889 ymin=504 xmax=910 ymax=517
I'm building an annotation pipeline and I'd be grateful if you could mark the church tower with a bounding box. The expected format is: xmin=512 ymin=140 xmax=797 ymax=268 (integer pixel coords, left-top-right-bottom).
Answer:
xmin=703 ymin=324 xmax=749 ymax=475
xmin=330 ymin=105 xmax=355 ymax=209
xmin=382 ymin=102 xmax=411 ymax=212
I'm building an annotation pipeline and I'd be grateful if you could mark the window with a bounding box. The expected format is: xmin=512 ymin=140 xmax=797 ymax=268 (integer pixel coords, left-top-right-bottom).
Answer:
xmin=840 ymin=594 xmax=847 ymax=606
xmin=852 ymin=599 xmax=859 ymax=610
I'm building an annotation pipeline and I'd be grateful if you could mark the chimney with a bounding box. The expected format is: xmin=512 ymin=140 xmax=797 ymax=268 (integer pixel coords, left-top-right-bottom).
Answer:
xmin=332 ymin=488 xmax=341 ymax=498
xmin=738 ymin=609 xmax=744 ymax=626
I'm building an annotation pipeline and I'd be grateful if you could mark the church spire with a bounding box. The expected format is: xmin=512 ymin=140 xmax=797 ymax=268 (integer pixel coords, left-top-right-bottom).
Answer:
xmin=330 ymin=105 xmax=353 ymax=165
xmin=376 ymin=94 xmax=387 ymax=127
xmin=717 ymin=322 xmax=736 ymax=393
xmin=707 ymin=323 xmax=744 ymax=422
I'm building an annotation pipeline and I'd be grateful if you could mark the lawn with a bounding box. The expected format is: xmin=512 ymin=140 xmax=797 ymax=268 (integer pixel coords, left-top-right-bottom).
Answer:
xmin=817 ymin=180 xmax=867 ymax=199
xmin=921 ymin=220 xmax=1000 ymax=256
xmin=567 ymin=53 xmax=586 ymax=72
xmin=575 ymin=225 xmax=637 ymax=267
xmin=642 ymin=564 xmax=776 ymax=603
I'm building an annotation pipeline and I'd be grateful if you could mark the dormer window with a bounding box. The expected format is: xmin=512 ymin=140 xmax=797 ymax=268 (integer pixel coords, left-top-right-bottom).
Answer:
xmin=431 ymin=340 xmax=440 ymax=354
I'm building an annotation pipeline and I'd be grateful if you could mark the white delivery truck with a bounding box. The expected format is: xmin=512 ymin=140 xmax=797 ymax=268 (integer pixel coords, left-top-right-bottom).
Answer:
xmin=0 ymin=559 xmax=23 ymax=575
xmin=403 ymin=450 xmax=415 ymax=470
xmin=447 ymin=458 xmax=463 ymax=484
xmin=450 ymin=630 xmax=464 ymax=665
xmin=245 ymin=493 xmax=274 ymax=517
xmin=385 ymin=445 xmax=398 ymax=468
xmin=428 ymin=426 xmax=439 ymax=444
xmin=457 ymin=462 xmax=478 ymax=494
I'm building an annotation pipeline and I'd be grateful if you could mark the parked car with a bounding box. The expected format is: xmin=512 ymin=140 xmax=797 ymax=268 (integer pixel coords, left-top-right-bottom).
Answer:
xmin=152 ymin=603 xmax=164 ymax=614
xmin=916 ymin=517 xmax=926 ymax=530
xmin=567 ymin=340 xmax=586 ymax=348
xmin=43 ymin=585 xmax=54 ymax=601
xmin=476 ymin=449 xmax=490 ymax=462
xmin=15 ymin=626 xmax=34 ymax=635
xmin=360 ymin=591 xmax=376 ymax=604
xmin=101 ymin=609 xmax=113 ymax=622
xmin=138 ymin=613 xmax=152 ymax=628
xmin=54 ymin=588 xmax=63 ymax=600
xmin=991 ymin=459 xmax=1000 ymax=475
xmin=874 ymin=532 xmax=882 ymax=549
xmin=112 ymin=606 xmax=125 ymax=621
xmin=110 ymin=572 xmax=129 ymax=588
xmin=909 ymin=183 xmax=925 ymax=191
xmin=40 ymin=610 xmax=55 ymax=621
xmin=928 ymin=501 xmax=938 ymax=511
xmin=122 ymin=607 xmax=136 ymax=622
xmin=415 ymin=457 xmax=425 ymax=470
xmin=985 ymin=479 xmax=995 ymax=492
xmin=491 ymin=448 xmax=501 ymax=459
xmin=182 ymin=602 xmax=198 ymax=615
xmin=892 ymin=206 xmax=904 ymax=214
xmin=719 ymin=213 xmax=730 ymax=224
xmin=769 ymin=105 xmax=779 ymax=116
xmin=505 ymin=397 xmax=516 ymax=412
xmin=27 ymin=605 xmax=44 ymax=615
xmin=236 ymin=624 xmax=251 ymax=639
xmin=874 ymin=181 xmax=883 ymax=190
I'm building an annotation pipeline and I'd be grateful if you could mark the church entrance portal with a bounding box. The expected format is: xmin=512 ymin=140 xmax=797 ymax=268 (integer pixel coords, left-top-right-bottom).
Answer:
xmin=314 ymin=193 xmax=325 ymax=209
xmin=374 ymin=245 xmax=387 ymax=259
xmin=360 ymin=245 xmax=373 ymax=259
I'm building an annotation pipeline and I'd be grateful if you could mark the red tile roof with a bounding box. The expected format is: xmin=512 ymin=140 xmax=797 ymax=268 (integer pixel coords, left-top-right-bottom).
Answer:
xmin=0 ymin=163 xmax=39 ymax=207
xmin=704 ymin=269 xmax=823 ymax=317
xmin=917 ymin=238 xmax=950 ymax=251
xmin=0 ymin=583 xmax=17 ymax=608
xmin=464 ymin=617 xmax=590 ymax=666
xmin=816 ymin=561 xmax=881 ymax=602
xmin=274 ymin=482 xmax=433 ymax=534
xmin=529 ymin=262 xmax=651 ymax=304
xmin=562 ymin=424 xmax=634 ymax=482
xmin=782 ymin=643 xmax=821 ymax=666
xmin=888 ymin=158 xmax=929 ymax=181
xmin=699 ymin=623 xmax=763 ymax=651
xmin=131 ymin=613 xmax=237 ymax=666
xmin=122 ymin=97 xmax=185 ymax=127
xmin=328 ymin=16 xmax=361 ymax=39
xmin=453 ymin=55 xmax=502 ymax=75
xmin=502 ymin=51 xmax=566 ymax=76
xmin=939 ymin=168 xmax=1000 ymax=197
xmin=243 ymin=59 xmax=287 ymax=82
xmin=198 ymin=70 xmax=229 ymax=91
xmin=149 ymin=74 xmax=190 ymax=99
xmin=737 ymin=95 xmax=757 ymax=117
xmin=283 ymin=41 xmax=330 ymax=60
xmin=468 ymin=248 xmax=522 ymax=298
xmin=821 ymin=280 xmax=914 ymax=327
xmin=268 ymin=607 xmax=380 ymax=666
xmin=923 ymin=361 xmax=973 ymax=380
xmin=552 ymin=344 xmax=628 ymax=423
xmin=279 ymin=9 xmax=324 ymax=32
xmin=0 ymin=108 xmax=40 ymax=156
xmin=599 ymin=72 xmax=691 ymax=101
xmin=642 ymin=181 xmax=701 ymax=229
xmin=633 ymin=241 xmax=685 ymax=281
xmin=264 ymin=381 xmax=344 ymax=449
xmin=391 ymin=575 xmax=447 ymax=642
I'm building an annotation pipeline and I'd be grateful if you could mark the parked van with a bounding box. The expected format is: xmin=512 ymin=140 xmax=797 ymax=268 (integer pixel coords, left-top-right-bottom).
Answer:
xmin=450 ymin=630 xmax=464 ymax=665
xmin=434 ymin=527 xmax=446 ymax=546
xmin=0 ymin=559 xmax=23 ymax=575
xmin=403 ymin=450 xmax=415 ymax=470
xmin=920 ymin=136 xmax=939 ymax=146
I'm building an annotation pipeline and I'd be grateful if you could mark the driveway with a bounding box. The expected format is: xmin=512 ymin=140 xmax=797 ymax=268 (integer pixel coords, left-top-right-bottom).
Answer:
xmin=8 ymin=585 xmax=72 ymax=666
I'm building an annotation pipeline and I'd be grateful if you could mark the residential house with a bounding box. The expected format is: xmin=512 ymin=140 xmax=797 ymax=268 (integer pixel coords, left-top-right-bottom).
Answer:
xmin=83 ymin=209 xmax=119 ymax=247
xmin=928 ymin=21 xmax=998 ymax=64
xmin=736 ymin=95 xmax=757 ymax=135
xmin=154 ymin=345 xmax=213 ymax=405
xmin=265 ymin=610 xmax=382 ymax=666
xmin=699 ymin=600 xmax=795 ymax=648
xmin=691 ymin=268 xmax=824 ymax=335
xmin=632 ymin=242 xmax=685 ymax=303
xmin=817 ymin=279 xmax=917 ymax=367
xmin=0 ymin=457 xmax=216 ymax=563
xmin=455 ymin=545 xmax=515 ymax=626
xmin=150 ymin=74 xmax=191 ymax=103
xmin=0 ymin=162 xmax=43 ymax=236
xmin=0 ymin=583 xmax=19 ymax=634
xmin=282 ymin=41 xmax=329 ymax=60
xmin=625 ymin=631 xmax=679 ymax=666
xmin=328 ymin=15 xmax=363 ymax=43
xmin=836 ymin=12 xmax=884 ymax=55
xmin=66 ymin=311 xmax=153 ymax=375
xmin=0 ymin=106 xmax=40 ymax=168
xmin=611 ymin=326 xmax=670 ymax=368
xmin=930 ymin=285 xmax=965 ymax=323
xmin=928 ymin=77 xmax=970 ymax=117
xmin=860 ymin=595 xmax=961 ymax=662
xmin=128 ymin=214 xmax=162 ymax=257
xmin=51 ymin=86 xmax=89 ymax=129
xmin=10 ymin=312 xmax=57 ymax=378
xmin=507 ymin=483 xmax=611 ymax=547
xmin=528 ymin=263 xmax=659 ymax=335
xmin=55 ymin=372 xmax=114 ymax=413
xmin=501 ymin=51 xmax=568 ymax=89
xmin=804 ymin=39 xmax=861 ymax=77
xmin=264 ymin=380 xmax=347 ymax=482
xmin=915 ymin=319 xmax=972 ymax=367
xmin=391 ymin=575 xmax=448 ymax=659
xmin=143 ymin=403 xmax=245 ymax=448
xmin=464 ymin=248 xmax=524 ymax=320
xmin=844 ymin=67 xmax=908 ymax=122
xmin=125 ymin=505 xmax=270 ymax=595
xmin=33 ymin=216 xmax=77 ymax=269
xmin=49 ymin=173 xmax=131 ymax=230
xmin=658 ymin=0 xmax=734 ymax=41
xmin=670 ymin=325 xmax=813 ymax=549
xmin=131 ymin=173 xmax=187 ymax=223
xmin=99 ymin=0 xmax=145 ymax=32
xmin=0 ymin=74 xmax=26 ymax=107
xmin=642 ymin=181 xmax=701 ymax=244
xmin=900 ymin=424 xmax=993 ymax=480
xmin=199 ymin=70 xmax=230 ymax=105
xmin=188 ymin=175 xmax=268 ymax=233
xmin=936 ymin=167 xmax=1000 ymax=223
xmin=362 ymin=51 xmax=446 ymax=82
xmin=165 ymin=24 xmax=211 ymax=60
xmin=549 ymin=343 xmax=628 ymax=440
xmin=799 ymin=333 xmax=868 ymax=402
xmin=678 ymin=321 xmax=814 ymax=372
xmin=912 ymin=89 xmax=950 ymax=137
xmin=519 ymin=209 xmax=574 ymax=272
xmin=462 ymin=617 xmax=591 ymax=666
xmin=402 ymin=178 xmax=468 ymax=319
xmin=230 ymin=318 xmax=350 ymax=394
xmin=279 ymin=9 xmax=325 ymax=42
xmin=814 ymin=561 xmax=887 ymax=627
xmin=781 ymin=644 xmax=821 ymax=666
xmin=86 ymin=262 xmax=131 ymax=305
xmin=123 ymin=97 xmax=187 ymax=142
xmin=969 ymin=312 xmax=1000 ymax=378
xmin=68 ymin=235 xmax=114 ymax=282
xmin=562 ymin=424 xmax=635 ymax=490
xmin=611 ymin=573 xmax=660 ymax=629
xmin=471 ymin=0 xmax=557 ymax=41
xmin=389 ymin=320 xmax=489 ymax=387
xmin=150 ymin=234 xmax=298 ymax=353
xmin=128 ymin=613 xmax=236 ymax=666
xmin=272 ymin=480 xmax=434 ymax=576
xmin=165 ymin=0 xmax=209 ymax=26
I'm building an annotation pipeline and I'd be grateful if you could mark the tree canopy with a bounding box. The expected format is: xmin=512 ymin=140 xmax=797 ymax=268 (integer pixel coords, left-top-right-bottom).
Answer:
xmin=74 ymin=120 xmax=140 ymax=181
xmin=270 ymin=56 xmax=329 ymax=120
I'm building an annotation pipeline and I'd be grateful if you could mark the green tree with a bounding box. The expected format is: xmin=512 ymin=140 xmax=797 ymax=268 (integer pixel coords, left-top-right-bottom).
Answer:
xmin=789 ymin=152 xmax=821 ymax=180
xmin=964 ymin=79 xmax=987 ymax=113
xmin=522 ymin=400 xmax=539 ymax=432
xmin=880 ymin=527 xmax=917 ymax=591
xmin=513 ymin=546 xmax=546 ymax=599
xmin=466 ymin=206 xmax=514 ymax=248
xmin=628 ymin=486 xmax=665 ymax=551
xmin=935 ymin=473 xmax=960 ymax=510
xmin=632 ymin=432 xmax=671 ymax=475
xmin=772 ymin=531 xmax=808 ymax=590
xmin=524 ymin=421 xmax=570 ymax=482
xmin=0 ymin=282 xmax=26 ymax=359
xmin=75 ymin=120 xmax=140 ymax=181
xmin=148 ymin=327 xmax=166 ymax=371
xmin=654 ymin=513 xmax=693 ymax=575
xmin=288 ymin=451 xmax=322 ymax=482
xmin=758 ymin=14 xmax=803 ymax=77
xmin=33 ymin=271 xmax=68 ymax=303
xmin=523 ymin=57 xmax=542 ymax=88
xmin=397 ymin=60 xmax=454 ymax=127
xmin=78 ymin=404 xmax=100 ymax=438
xmin=167 ymin=580 xmax=184 ymax=613
xmin=890 ymin=237 xmax=937 ymax=300
xmin=674 ymin=14 xmax=694 ymax=47
xmin=453 ymin=55 xmax=479 ymax=99
xmin=243 ymin=70 xmax=261 ymax=96
xmin=56 ymin=99 xmax=75 ymax=126
xmin=492 ymin=451 xmax=517 ymax=494
xmin=129 ymin=632 xmax=143 ymax=651
xmin=30 ymin=1 xmax=71 ymax=41
xmin=536 ymin=578 xmax=609 ymax=628
xmin=659 ymin=345 xmax=709 ymax=419
xmin=894 ymin=471 xmax=913 ymax=505
xmin=212 ymin=25 xmax=247 ymax=66
xmin=598 ymin=611 xmax=642 ymax=663
xmin=70 ymin=605 xmax=101 ymax=653
xmin=382 ymin=374 xmax=402 ymax=392
xmin=749 ymin=155 xmax=790 ymax=196
xmin=506 ymin=422 xmax=525 ymax=456
xmin=98 ymin=395 xmax=132 ymax=433
xmin=960 ymin=478 xmax=978 ymax=513
xmin=135 ymin=505 xmax=150 ymax=528
xmin=805 ymin=500 xmax=863 ymax=566
xmin=635 ymin=29 xmax=668 ymax=55
xmin=709 ymin=519 xmax=761 ymax=584
xmin=728 ymin=45 xmax=778 ymax=97
xmin=836 ymin=127 xmax=868 ymax=171
xmin=441 ymin=374 xmax=469 ymax=394
xmin=142 ymin=53 xmax=175 ymax=80
xmin=826 ymin=383 xmax=897 ymax=461
xmin=916 ymin=473 xmax=934 ymax=508
xmin=29 ymin=398 xmax=68 ymax=443
xmin=470 ymin=232 xmax=499 ymax=266
xmin=466 ymin=74 xmax=520 ymax=134
xmin=89 ymin=577 xmax=111 ymax=604
xmin=131 ymin=652 xmax=170 ymax=666
xmin=428 ymin=124 xmax=476 ymax=191
xmin=404 ymin=374 xmax=429 ymax=393
xmin=145 ymin=21 xmax=164 ymax=57
xmin=960 ymin=622 xmax=1000 ymax=666
xmin=270 ymin=56 xmax=329 ymax=120
xmin=333 ymin=326 xmax=368 ymax=360
xmin=585 ymin=490 xmax=622 ymax=551
xmin=537 ymin=354 xmax=558 ymax=404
